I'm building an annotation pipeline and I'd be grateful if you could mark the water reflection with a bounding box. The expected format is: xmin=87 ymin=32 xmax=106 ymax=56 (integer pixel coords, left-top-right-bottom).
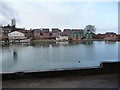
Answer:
xmin=1 ymin=41 xmax=118 ymax=48
xmin=1 ymin=41 xmax=98 ymax=48
xmin=13 ymin=49 xmax=17 ymax=64
xmin=1 ymin=41 xmax=118 ymax=73
xmin=2 ymin=42 xmax=31 ymax=47
xmin=30 ymin=41 xmax=93 ymax=47
xmin=105 ymin=41 xmax=116 ymax=45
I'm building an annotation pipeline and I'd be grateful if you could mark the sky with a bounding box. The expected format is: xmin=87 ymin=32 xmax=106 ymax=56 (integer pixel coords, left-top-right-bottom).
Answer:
xmin=0 ymin=0 xmax=119 ymax=34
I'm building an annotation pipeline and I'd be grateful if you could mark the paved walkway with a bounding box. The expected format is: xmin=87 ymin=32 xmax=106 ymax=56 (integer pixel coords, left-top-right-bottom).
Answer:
xmin=2 ymin=73 xmax=119 ymax=88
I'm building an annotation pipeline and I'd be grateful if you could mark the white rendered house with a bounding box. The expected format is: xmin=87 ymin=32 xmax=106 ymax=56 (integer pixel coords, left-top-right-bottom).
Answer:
xmin=56 ymin=35 xmax=68 ymax=41
xmin=8 ymin=31 xmax=26 ymax=42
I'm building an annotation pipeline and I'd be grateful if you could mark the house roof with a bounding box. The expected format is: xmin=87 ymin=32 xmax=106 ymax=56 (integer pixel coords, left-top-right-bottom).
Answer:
xmin=52 ymin=28 xmax=61 ymax=33
xmin=71 ymin=29 xmax=84 ymax=33
xmin=8 ymin=31 xmax=24 ymax=35
xmin=105 ymin=32 xmax=116 ymax=34
xmin=63 ymin=29 xmax=71 ymax=32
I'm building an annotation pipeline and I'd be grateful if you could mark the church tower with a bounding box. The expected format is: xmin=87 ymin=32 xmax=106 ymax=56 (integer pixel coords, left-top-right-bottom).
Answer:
xmin=11 ymin=18 xmax=16 ymax=27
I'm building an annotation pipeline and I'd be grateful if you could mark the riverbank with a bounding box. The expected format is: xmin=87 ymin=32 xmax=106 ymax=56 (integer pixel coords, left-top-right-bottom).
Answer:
xmin=1 ymin=39 xmax=120 ymax=44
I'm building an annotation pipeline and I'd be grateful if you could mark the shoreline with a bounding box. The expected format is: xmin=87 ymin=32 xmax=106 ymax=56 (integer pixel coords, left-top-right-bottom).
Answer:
xmin=1 ymin=39 xmax=120 ymax=44
xmin=2 ymin=61 xmax=120 ymax=80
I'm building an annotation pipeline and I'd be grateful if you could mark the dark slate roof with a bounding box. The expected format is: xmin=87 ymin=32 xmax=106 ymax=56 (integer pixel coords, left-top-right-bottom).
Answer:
xmin=41 ymin=28 xmax=49 ymax=33
xmin=52 ymin=28 xmax=61 ymax=33
xmin=63 ymin=29 xmax=71 ymax=32
xmin=105 ymin=32 xmax=116 ymax=34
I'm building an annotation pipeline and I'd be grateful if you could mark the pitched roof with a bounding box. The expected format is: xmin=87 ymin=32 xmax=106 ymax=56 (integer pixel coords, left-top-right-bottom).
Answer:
xmin=8 ymin=31 xmax=24 ymax=35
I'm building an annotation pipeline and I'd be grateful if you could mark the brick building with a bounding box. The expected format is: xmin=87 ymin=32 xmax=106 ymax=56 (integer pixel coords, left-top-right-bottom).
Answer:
xmin=104 ymin=32 xmax=117 ymax=40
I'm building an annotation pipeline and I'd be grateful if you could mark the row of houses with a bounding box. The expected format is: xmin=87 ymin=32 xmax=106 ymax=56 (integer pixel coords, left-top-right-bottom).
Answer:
xmin=33 ymin=25 xmax=96 ymax=41
xmin=0 ymin=25 xmax=119 ymax=42
xmin=94 ymin=32 xmax=119 ymax=40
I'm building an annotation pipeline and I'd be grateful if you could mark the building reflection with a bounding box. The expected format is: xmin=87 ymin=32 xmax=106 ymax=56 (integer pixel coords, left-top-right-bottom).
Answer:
xmin=82 ymin=41 xmax=93 ymax=45
xmin=105 ymin=41 xmax=116 ymax=45
xmin=13 ymin=49 xmax=17 ymax=64
xmin=30 ymin=42 xmax=59 ymax=47
xmin=9 ymin=45 xmax=19 ymax=64
xmin=30 ymin=41 xmax=93 ymax=47
xmin=69 ymin=41 xmax=93 ymax=45
xmin=2 ymin=41 xmax=94 ymax=49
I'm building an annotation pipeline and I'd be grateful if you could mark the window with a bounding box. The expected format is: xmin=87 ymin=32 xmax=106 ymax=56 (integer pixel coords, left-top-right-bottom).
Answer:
xmin=74 ymin=33 xmax=76 ymax=37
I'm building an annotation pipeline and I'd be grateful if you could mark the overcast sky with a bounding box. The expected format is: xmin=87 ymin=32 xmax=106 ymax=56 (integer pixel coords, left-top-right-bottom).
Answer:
xmin=1 ymin=0 xmax=119 ymax=34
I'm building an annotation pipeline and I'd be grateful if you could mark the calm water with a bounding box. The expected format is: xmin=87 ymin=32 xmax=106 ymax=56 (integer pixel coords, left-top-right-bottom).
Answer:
xmin=1 ymin=41 xmax=119 ymax=73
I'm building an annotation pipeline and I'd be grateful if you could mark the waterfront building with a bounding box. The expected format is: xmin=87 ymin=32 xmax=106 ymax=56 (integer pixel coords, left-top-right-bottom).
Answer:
xmin=17 ymin=29 xmax=32 ymax=39
xmin=41 ymin=28 xmax=50 ymax=38
xmin=8 ymin=31 xmax=26 ymax=42
xmin=117 ymin=34 xmax=120 ymax=40
xmin=0 ymin=27 xmax=4 ymax=35
xmin=0 ymin=27 xmax=5 ymax=41
xmin=2 ymin=27 xmax=12 ymax=36
xmin=63 ymin=29 xmax=71 ymax=36
xmin=52 ymin=28 xmax=61 ymax=33
xmin=104 ymin=32 xmax=117 ymax=40
xmin=83 ymin=25 xmax=95 ymax=40
xmin=41 ymin=28 xmax=49 ymax=33
xmin=71 ymin=32 xmax=83 ymax=40
xmin=84 ymin=30 xmax=93 ymax=40
xmin=56 ymin=35 xmax=68 ymax=41
xmin=52 ymin=28 xmax=61 ymax=38
xmin=0 ymin=27 xmax=12 ymax=42
xmin=94 ymin=34 xmax=105 ymax=39
xmin=33 ymin=29 xmax=52 ymax=40
xmin=71 ymin=29 xmax=84 ymax=40
xmin=33 ymin=29 xmax=41 ymax=39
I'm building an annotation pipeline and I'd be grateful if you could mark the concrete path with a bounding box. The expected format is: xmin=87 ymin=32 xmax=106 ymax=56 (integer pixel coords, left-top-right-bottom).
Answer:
xmin=2 ymin=73 xmax=119 ymax=88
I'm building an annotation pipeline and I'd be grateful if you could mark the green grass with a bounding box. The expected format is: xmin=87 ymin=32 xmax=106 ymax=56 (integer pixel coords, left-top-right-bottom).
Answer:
xmin=33 ymin=40 xmax=56 ymax=42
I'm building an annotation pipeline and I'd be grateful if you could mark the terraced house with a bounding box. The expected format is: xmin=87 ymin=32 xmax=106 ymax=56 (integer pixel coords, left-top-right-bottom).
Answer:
xmin=84 ymin=30 xmax=94 ymax=40
xmin=71 ymin=25 xmax=95 ymax=40
xmin=84 ymin=25 xmax=95 ymax=40
xmin=104 ymin=32 xmax=117 ymax=40
xmin=71 ymin=29 xmax=84 ymax=40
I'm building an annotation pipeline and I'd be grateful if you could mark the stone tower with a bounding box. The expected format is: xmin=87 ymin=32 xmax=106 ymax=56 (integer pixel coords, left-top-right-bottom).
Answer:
xmin=11 ymin=18 xmax=16 ymax=27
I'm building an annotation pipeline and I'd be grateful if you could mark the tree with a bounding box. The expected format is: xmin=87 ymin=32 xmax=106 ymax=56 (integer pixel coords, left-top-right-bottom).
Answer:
xmin=11 ymin=25 xmax=16 ymax=31
xmin=3 ymin=24 xmax=11 ymax=28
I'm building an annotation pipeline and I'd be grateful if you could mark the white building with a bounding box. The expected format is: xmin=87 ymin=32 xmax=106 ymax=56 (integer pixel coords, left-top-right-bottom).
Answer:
xmin=56 ymin=35 xmax=68 ymax=41
xmin=8 ymin=31 xmax=26 ymax=42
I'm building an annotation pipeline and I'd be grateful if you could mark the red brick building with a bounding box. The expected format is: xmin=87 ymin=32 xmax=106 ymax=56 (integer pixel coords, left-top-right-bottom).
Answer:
xmin=104 ymin=32 xmax=117 ymax=40
xmin=52 ymin=28 xmax=61 ymax=37
xmin=17 ymin=29 xmax=32 ymax=39
xmin=62 ymin=29 xmax=71 ymax=36
xmin=94 ymin=34 xmax=105 ymax=39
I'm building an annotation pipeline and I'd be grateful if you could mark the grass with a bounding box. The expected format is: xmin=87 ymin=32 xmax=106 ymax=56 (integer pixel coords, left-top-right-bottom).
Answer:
xmin=33 ymin=39 xmax=56 ymax=42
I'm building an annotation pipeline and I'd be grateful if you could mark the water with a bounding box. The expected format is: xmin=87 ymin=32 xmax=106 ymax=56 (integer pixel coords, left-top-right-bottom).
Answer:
xmin=1 ymin=41 xmax=119 ymax=73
